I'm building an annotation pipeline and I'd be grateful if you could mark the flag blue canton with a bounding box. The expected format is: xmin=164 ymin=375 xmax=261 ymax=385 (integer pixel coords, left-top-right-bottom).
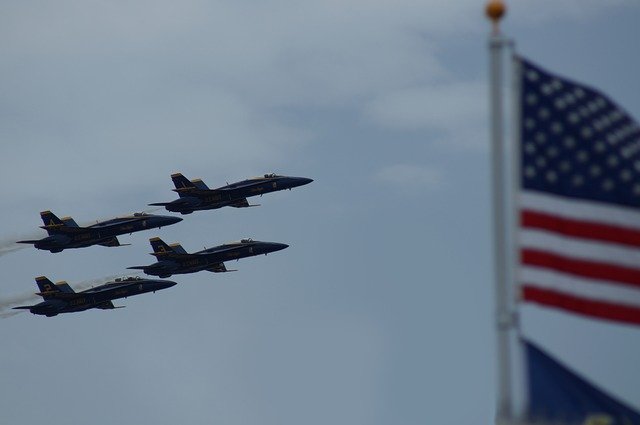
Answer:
xmin=520 ymin=58 xmax=640 ymax=207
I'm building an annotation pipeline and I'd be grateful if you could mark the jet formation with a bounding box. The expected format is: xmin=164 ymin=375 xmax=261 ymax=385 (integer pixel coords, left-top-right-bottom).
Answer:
xmin=13 ymin=276 xmax=176 ymax=317
xmin=149 ymin=173 xmax=313 ymax=214
xmin=128 ymin=237 xmax=288 ymax=278
xmin=17 ymin=210 xmax=182 ymax=253
xmin=12 ymin=172 xmax=312 ymax=316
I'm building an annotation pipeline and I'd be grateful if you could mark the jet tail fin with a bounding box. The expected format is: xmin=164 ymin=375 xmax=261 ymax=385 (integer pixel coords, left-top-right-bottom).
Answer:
xmin=61 ymin=217 xmax=79 ymax=227
xmin=149 ymin=237 xmax=175 ymax=255
xmin=55 ymin=282 xmax=75 ymax=293
xmin=168 ymin=243 xmax=187 ymax=254
xmin=170 ymin=173 xmax=211 ymax=196
xmin=39 ymin=211 xmax=66 ymax=234
xmin=33 ymin=277 xmax=79 ymax=299
xmin=190 ymin=178 xmax=210 ymax=190
xmin=171 ymin=173 xmax=196 ymax=197
xmin=34 ymin=276 xmax=61 ymax=299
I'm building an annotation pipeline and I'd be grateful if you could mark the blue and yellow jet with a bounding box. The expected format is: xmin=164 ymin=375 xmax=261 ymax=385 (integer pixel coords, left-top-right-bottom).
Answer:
xmin=149 ymin=172 xmax=313 ymax=214
xmin=18 ymin=210 xmax=182 ymax=253
xmin=13 ymin=276 xmax=177 ymax=317
xmin=128 ymin=236 xmax=288 ymax=278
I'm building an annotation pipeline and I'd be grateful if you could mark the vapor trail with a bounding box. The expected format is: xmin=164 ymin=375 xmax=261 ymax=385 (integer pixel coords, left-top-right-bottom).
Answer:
xmin=0 ymin=244 xmax=27 ymax=256
xmin=0 ymin=230 xmax=44 ymax=258
xmin=0 ymin=272 xmax=141 ymax=318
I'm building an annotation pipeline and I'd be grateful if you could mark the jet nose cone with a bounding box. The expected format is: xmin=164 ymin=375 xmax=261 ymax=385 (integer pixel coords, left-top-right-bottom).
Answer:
xmin=297 ymin=177 xmax=313 ymax=186
xmin=154 ymin=215 xmax=182 ymax=227
xmin=272 ymin=243 xmax=289 ymax=252
xmin=167 ymin=216 xmax=183 ymax=224
xmin=159 ymin=279 xmax=178 ymax=289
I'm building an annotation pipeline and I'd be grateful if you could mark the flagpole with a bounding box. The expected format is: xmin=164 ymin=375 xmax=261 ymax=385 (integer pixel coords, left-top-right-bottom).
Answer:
xmin=486 ymin=1 xmax=513 ymax=423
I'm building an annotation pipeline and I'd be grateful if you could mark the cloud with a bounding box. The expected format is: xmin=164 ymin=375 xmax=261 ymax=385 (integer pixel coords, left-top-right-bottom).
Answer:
xmin=1 ymin=0 xmax=628 ymax=204
xmin=365 ymin=82 xmax=487 ymax=150
xmin=374 ymin=164 xmax=442 ymax=192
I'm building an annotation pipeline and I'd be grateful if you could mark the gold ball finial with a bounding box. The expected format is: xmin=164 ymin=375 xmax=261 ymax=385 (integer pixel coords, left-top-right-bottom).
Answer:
xmin=485 ymin=0 xmax=506 ymax=34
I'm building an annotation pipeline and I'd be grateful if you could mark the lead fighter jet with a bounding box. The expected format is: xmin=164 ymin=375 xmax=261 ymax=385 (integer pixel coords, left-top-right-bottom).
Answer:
xmin=128 ymin=237 xmax=289 ymax=278
xmin=149 ymin=172 xmax=313 ymax=214
xmin=18 ymin=210 xmax=182 ymax=253
xmin=13 ymin=276 xmax=177 ymax=317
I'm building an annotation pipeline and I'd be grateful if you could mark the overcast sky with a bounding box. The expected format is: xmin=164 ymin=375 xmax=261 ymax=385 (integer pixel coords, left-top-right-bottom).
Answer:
xmin=1 ymin=1 xmax=639 ymax=424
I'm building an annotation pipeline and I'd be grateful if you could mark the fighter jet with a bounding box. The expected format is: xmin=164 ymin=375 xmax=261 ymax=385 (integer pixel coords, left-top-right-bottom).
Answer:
xmin=128 ymin=237 xmax=289 ymax=278
xmin=149 ymin=172 xmax=313 ymax=214
xmin=17 ymin=210 xmax=182 ymax=253
xmin=13 ymin=276 xmax=176 ymax=317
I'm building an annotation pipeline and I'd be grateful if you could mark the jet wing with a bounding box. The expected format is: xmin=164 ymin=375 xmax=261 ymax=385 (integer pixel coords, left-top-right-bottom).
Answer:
xmin=229 ymin=198 xmax=260 ymax=208
xmin=149 ymin=198 xmax=195 ymax=208
xmin=95 ymin=301 xmax=124 ymax=310
xmin=39 ymin=225 xmax=85 ymax=234
xmin=97 ymin=237 xmax=129 ymax=247
xmin=35 ymin=292 xmax=78 ymax=300
xmin=96 ymin=301 xmax=115 ymax=309
xmin=206 ymin=262 xmax=236 ymax=273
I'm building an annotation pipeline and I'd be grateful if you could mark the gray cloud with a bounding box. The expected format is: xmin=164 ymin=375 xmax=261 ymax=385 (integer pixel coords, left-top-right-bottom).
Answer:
xmin=2 ymin=0 xmax=627 ymax=203
xmin=375 ymin=164 xmax=443 ymax=192
xmin=365 ymin=81 xmax=487 ymax=149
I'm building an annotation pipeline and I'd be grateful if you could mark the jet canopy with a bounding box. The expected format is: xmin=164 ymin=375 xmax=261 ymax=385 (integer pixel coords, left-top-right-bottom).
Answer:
xmin=249 ymin=173 xmax=280 ymax=180
xmin=222 ymin=238 xmax=253 ymax=246
xmin=114 ymin=276 xmax=142 ymax=282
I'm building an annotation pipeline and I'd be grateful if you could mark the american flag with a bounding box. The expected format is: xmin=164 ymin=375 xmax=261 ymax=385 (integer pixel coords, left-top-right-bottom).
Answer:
xmin=517 ymin=57 xmax=640 ymax=326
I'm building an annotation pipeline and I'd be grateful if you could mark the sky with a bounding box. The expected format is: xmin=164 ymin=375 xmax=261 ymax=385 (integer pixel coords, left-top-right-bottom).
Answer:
xmin=1 ymin=1 xmax=639 ymax=424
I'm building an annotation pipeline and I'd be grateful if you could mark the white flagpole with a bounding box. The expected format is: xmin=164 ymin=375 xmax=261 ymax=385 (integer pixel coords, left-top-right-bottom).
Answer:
xmin=486 ymin=1 xmax=513 ymax=423
xmin=510 ymin=50 xmax=526 ymax=425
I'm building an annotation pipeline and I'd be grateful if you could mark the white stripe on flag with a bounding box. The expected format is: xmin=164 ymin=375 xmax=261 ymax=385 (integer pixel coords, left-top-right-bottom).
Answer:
xmin=519 ymin=229 xmax=640 ymax=269
xmin=520 ymin=266 xmax=640 ymax=307
xmin=520 ymin=191 xmax=640 ymax=229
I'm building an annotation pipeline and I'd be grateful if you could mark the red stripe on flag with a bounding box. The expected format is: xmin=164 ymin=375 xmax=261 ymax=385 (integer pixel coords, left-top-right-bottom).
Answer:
xmin=521 ymin=248 xmax=640 ymax=288
xmin=521 ymin=210 xmax=640 ymax=247
xmin=522 ymin=285 xmax=640 ymax=325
